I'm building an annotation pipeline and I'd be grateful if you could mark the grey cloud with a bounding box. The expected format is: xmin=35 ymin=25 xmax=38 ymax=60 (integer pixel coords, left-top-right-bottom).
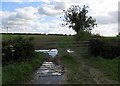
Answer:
xmin=95 ymin=11 xmax=118 ymax=25
xmin=38 ymin=4 xmax=63 ymax=16
xmin=108 ymin=11 xmax=118 ymax=21
xmin=2 ymin=14 xmax=26 ymax=28
xmin=15 ymin=12 xmax=37 ymax=20
xmin=53 ymin=2 xmax=66 ymax=10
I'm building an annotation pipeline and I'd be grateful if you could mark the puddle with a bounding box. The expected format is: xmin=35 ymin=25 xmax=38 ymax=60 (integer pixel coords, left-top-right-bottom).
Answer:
xmin=48 ymin=49 xmax=58 ymax=58
xmin=31 ymin=61 xmax=64 ymax=84
xmin=67 ymin=49 xmax=74 ymax=53
xmin=35 ymin=49 xmax=50 ymax=53
xmin=32 ymin=75 xmax=63 ymax=84
xmin=35 ymin=49 xmax=58 ymax=58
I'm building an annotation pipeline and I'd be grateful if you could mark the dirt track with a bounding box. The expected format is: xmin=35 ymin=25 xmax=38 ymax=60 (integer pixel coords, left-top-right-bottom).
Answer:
xmin=60 ymin=48 xmax=118 ymax=84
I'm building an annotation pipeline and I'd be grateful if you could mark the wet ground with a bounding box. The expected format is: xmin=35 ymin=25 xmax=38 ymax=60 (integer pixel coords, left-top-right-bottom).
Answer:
xmin=27 ymin=48 xmax=118 ymax=84
xmin=30 ymin=61 xmax=65 ymax=84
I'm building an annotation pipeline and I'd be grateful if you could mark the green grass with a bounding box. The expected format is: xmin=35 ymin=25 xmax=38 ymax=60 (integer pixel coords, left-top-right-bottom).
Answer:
xmin=0 ymin=67 xmax=2 ymax=86
xmin=59 ymin=36 xmax=119 ymax=82
xmin=2 ymin=34 xmax=74 ymax=49
xmin=2 ymin=34 xmax=72 ymax=41
xmin=2 ymin=52 xmax=45 ymax=84
xmin=61 ymin=53 xmax=96 ymax=84
xmin=61 ymin=53 xmax=80 ymax=84
xmin=62 ymin=54 xmax=78 ymax=67
xmin=73 ymin=45 xmax=119 ymax=81
xmin=85 ymin=56 xmax=119 ymax=81
xmin=2 ymin=34 xmax=119 ymax=83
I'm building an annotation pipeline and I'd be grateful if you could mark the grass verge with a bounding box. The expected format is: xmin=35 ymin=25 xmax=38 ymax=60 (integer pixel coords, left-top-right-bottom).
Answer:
xmin=2 ymin=52 xmax=45 ymax=84
xmin=84 ymin=56 xmax=119 ymax=81
xmin=61 ymin=53 xmax=80 ymax=84
xmin=60 ymin=40 xmax=119 ymax=83
xmin=69 ymin=41 xmax=119 ymax=82
xmin=61 ymin=53 xmax=95 ymax=84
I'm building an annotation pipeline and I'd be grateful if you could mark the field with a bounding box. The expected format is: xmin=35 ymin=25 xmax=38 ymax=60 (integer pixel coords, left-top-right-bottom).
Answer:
xmin=2 ymin=34 xmax=73 ymax=49
xmin=2 ymin=34 xmax=119 ymax=84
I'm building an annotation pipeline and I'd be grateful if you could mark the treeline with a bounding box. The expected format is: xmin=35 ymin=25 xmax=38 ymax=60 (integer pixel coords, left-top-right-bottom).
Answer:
xmin=2 ymin=36 xmax=35 ymax=66
xmin=2 ymin=33 xmax=74 ymax=36
xmin=89 ymin=38 xmax=120 ymax=59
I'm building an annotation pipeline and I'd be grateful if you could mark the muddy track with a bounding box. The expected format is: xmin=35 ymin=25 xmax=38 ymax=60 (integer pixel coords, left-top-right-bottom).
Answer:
xmin=70 ymin=50 xmax=118 ymax=84
xmin=26 ymin=47 xmax=118 ymax=84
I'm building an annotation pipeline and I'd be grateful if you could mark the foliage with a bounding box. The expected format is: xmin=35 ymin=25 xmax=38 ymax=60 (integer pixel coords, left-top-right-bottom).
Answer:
xmin=89 ymin=38 xmax=120 ymax=59
xmin=92 ymin=33 xmax=102 ymax=38
xmin=62 ymin=5 xmax=97 ymax=33
xmin=75 ymin=30 xmax=92 ymax=41
xmin=2 ymin=36 xmax=34 ymax=66
xmin=2 ymin=53 xmax=44 ymax=84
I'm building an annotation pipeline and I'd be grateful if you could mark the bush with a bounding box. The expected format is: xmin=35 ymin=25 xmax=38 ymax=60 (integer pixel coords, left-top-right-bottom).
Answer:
xmin=93 ymin=33 xmax=102 ymax=38
xmin=2 ymin=36 xmax=34 ymax=66
xmin=89 ymin=38 xmax=103 ymax=57
xmin=89 ymin=38 xmax=120 ymax=59
xmin=2 ymin=53 xmax=44 ymax=84
xmin=75 ymin=30 xmax=92 ymax=41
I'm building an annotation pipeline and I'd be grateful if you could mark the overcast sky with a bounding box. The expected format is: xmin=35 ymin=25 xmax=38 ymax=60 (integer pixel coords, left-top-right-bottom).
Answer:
xmin=0 ymin=0 xmax=119 ymax=36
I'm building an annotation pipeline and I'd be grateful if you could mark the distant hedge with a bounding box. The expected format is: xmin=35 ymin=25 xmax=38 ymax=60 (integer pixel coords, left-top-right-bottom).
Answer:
xmin=89 ymin=38 xmax=120 ymax=59
xmin=2 ymin=36 xmax=34 ymax=66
